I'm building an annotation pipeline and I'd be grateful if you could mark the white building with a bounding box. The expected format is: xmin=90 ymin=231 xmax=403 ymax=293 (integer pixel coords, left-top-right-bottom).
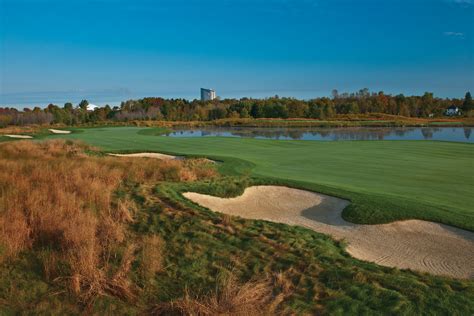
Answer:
xmin=87 ymin=103 xmax=99 ymax=111
xmin=201 ymin=88 xmax=216 ymax=101
xmin=445 ymin=105 xmax=460 ymax=116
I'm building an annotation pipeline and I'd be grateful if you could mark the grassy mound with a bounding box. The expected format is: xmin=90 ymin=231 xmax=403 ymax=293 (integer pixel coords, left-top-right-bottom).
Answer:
xmin=0 ymin=140 xmax=473 ymax=315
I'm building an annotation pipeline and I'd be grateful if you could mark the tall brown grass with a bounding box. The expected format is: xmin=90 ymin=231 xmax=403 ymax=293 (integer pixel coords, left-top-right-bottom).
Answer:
xmin=0 ymin=125 xmax=42 ymax=135
xmin=153 ymin=274 xmax=284 ymax=316
xmin=0 ymin=140 xmax=216 ymax=303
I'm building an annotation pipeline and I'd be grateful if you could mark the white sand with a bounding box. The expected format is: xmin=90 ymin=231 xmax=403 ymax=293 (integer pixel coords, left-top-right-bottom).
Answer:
xmin=184 ymin=186 xmax=474 ymax=279
xmin=108 ymin=153 xmax=181 ymax=160
xmin=108 ymin=153 xmax=217 ymax=163
xmin=200 ymin=158 xmax=217 ymax=164
xmin=49 ymin=129 xmax=71 ymax=134
xmin=3 ymin=134 xmax=33 ymax=139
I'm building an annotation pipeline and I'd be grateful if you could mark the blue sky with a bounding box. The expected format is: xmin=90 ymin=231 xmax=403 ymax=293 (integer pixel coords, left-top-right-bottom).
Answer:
xmin=0 ymin=0 xmax=473 ymax=106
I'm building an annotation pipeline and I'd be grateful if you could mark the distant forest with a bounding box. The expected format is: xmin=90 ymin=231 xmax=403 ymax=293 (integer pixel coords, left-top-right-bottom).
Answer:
xmin=1 ymin=89 xmax=473 ymax=127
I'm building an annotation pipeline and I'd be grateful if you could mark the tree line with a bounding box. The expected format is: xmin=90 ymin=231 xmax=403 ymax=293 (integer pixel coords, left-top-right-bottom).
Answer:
xmin=1 ymin=90 xmax=472 ymax=127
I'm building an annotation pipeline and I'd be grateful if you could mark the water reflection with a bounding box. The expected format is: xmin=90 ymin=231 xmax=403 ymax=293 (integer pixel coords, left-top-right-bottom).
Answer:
xmin=421 ymin=129 xmax=433 ymax=140
xmin=166 ymin=127 xmax=473 ymax=143
xmin=464 ymin=128 xmax=472 ymax=140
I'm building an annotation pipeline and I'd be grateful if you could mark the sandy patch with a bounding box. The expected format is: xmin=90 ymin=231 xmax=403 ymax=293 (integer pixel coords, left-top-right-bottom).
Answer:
xmin=108 ymin=153 xmax=181 ymax=160
xmin=192 ymin=158 xmax=217 ymax=164
xmin=108 ymin=153 xmax=217 ymax=163
xmin=184 ymin=186 xmax=474 ymax=279
xmin=202 ymin=158 xmax=217 ymax=164
xmin=4 ymin=134 xmax=33 ymax=139
xmin=49 ymin=129 xmax=71 ymax=134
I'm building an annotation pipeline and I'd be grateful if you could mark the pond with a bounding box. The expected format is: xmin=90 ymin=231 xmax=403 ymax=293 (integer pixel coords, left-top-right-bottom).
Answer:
xmin=165 ymin=127 xmax=473 ymax=143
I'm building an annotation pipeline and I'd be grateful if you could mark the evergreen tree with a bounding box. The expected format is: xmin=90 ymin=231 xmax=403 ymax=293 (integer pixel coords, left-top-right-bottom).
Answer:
xmin=78 ymin=100 xmax=89 ymax=111
xmin=463 ymin=92 xmax=473 ymax=112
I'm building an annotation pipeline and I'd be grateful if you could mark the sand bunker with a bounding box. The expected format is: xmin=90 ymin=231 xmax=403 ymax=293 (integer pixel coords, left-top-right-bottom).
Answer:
xmin=49 ymin=129 xmax=71 ymax=134
xmin=108 ymin=153 xmax=217 ymax=163
xmin=3 ymin=134 xmax=33 ymax=139
xmin=108 ymin=153 xmax=181 ymax=160
xmin=184 ymin=186 xmax=474 ymax=279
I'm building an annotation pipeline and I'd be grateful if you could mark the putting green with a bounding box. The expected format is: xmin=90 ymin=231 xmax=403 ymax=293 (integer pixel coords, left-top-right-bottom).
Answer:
xmin=47 ymin=126 xmax=474 ymax=231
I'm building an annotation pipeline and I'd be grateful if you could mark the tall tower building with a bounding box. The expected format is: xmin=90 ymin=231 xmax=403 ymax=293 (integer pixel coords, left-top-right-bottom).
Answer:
xmin=201 ymin=88 xmax=216 ymax=101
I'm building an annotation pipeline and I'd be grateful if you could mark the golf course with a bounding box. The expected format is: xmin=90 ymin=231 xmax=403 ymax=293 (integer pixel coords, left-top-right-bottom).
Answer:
xmin=3 ymin=0 xmax=474 ymax=312
xmin=2 ymin=126 xmax=474 ymax=314
xmin=46 ymin=126 xmax=474 ymax=231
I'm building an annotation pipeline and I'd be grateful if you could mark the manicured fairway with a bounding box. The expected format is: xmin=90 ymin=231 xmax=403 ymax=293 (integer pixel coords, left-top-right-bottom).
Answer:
xmin=47 ymin=126 xmax=474 ymax=230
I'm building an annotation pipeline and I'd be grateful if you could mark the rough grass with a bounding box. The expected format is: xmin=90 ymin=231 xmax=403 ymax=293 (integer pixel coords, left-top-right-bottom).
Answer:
xmin=0 ymin=125 xmax=43 ymax=135
xmin=0 ymin=140 xmax=217 ymax=308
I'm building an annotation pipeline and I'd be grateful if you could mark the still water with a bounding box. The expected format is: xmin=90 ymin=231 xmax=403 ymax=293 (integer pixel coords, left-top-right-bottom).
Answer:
xmin=165 ymin=127 xmax=473 ymax=143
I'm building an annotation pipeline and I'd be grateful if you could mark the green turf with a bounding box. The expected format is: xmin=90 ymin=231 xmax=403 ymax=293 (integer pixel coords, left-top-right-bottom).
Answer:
xmin=46 ymin=126 xmax=474 ymax=231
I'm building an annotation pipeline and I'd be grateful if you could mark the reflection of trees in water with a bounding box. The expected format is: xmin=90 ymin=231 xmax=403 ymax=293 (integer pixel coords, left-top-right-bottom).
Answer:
xmin=328 ymin=128 xmax=411 ymax=141
xmin=421 ymin=128 xmax=433 ymax=139
xmin=420 ymin=128 xmax=443 ymax=140
xmin=170 ymin=127 xmax=470 ymax=142
xmin=318 ymin=130 xmax=331 ymax=138
xmin=464 ymin=128 xmax=472 ymax=140
xmin=226 ymin=127 xmax=416 ymax=141
xmin=395 ymin=129 xmax=406 ymax=137
xmin=168 ymin=130 xmax=200 ymax=137
xmin=216 ymin=127 xmax=302 ymax=139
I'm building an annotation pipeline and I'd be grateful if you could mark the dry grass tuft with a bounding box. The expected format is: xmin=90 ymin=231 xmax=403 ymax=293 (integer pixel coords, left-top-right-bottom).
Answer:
xmin=273 ymin=271 xmax=294 ymax=297
xmin=140 ymin=235 xmax=165 ymax=279
xmin=153 ymin=274 xmax=284 ymax=316
xmin=115 ymin=199 xmax=137 ymax=223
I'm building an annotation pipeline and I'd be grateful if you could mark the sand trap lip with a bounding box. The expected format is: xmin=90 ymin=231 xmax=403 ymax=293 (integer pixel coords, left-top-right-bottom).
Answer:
xmin=183 ymin=186 xmax=474 ymax=279
xmin=108 ymin=153 xmax=182 ymax=160
xmin=3 ymin=134 xmax=33 ymax=139
xmin=196 ymin=158 xmax=217 ymax=164
xmin=49 ymin=129 xmax=71 ymax=134
xmin=108 ymin=153 xmax=217 ymax=163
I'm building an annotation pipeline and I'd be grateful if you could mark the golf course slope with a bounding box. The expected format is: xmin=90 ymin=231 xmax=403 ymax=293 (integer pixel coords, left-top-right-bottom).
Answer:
xmin=184 ymin=186 xmax=474 ymax=279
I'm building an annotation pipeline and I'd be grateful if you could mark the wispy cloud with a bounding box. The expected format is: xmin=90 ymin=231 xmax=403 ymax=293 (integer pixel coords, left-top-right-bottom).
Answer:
xmin=451 ymin=0 xmax=472 ymax=7
xmin=443 ymin=31 xmax=465 ymax=39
